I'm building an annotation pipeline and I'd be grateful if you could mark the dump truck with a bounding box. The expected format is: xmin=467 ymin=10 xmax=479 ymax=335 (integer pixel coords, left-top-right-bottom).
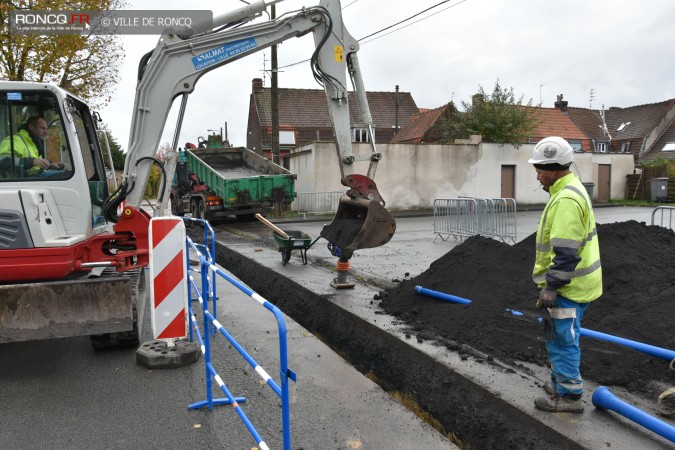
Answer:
xmin=170 ymin=137 xmax=296 ymax=222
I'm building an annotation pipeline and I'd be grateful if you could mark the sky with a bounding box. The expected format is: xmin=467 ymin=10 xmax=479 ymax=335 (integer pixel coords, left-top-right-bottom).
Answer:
xmin=100 ymin=0 xmax=675 ymax=152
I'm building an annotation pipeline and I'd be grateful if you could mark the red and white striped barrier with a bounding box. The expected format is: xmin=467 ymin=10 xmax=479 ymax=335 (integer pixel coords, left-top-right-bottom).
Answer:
xmin=149 ymin=217 xmax=188 ymax=340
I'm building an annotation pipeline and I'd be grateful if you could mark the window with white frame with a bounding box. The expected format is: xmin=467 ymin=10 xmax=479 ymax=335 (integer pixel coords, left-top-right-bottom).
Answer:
xmin=352 ymin=128 xmax=369 ymax=143
xmin=596 ymin=142 xmax=608 ymax=153
xmin=621 ymin=141 xmax=631 ymax=153
xmin=279 ymin=130 xmax=295 ymax=145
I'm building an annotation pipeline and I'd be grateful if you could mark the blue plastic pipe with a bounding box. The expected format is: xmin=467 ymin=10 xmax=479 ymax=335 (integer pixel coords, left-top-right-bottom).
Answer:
xmin=580 ymin=328 xmax=675 ymax=361
xmin=414 ymin=286 xmax=472 ymax=305
xmin=593 ymin=386 xmax=675 ymax=443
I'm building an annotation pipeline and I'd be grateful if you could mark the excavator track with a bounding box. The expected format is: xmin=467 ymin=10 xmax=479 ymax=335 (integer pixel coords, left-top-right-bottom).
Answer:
xmin=90 ymin=269 xmax=147 ymax=349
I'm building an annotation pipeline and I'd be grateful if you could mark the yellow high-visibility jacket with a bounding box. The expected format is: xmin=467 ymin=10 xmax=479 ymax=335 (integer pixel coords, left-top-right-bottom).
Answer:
xmin=0 ymin=129 xmax=40 ymax=159
xmin=533 ymin=172 xmax=602 ymax=303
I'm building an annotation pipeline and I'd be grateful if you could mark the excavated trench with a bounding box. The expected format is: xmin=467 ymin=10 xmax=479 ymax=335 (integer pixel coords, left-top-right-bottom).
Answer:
xmin=214 ymin=242 xmax=580 ymax=449
xmin=206 ymin=219 xmax=675 ymax=449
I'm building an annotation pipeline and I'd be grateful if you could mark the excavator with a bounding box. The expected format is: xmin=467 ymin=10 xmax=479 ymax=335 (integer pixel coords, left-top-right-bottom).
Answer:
xmin=0 ymin=0 xmax=395 ymax=345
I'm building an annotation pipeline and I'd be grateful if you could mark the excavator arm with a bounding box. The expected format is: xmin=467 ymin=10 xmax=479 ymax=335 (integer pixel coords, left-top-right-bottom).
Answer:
xmin=103 ymin=0 xmax=394 ymax=278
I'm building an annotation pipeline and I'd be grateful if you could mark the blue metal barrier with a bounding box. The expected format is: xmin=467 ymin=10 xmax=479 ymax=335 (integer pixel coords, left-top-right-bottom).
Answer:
xmin=183 ymin=219 xmax=295 ymax=450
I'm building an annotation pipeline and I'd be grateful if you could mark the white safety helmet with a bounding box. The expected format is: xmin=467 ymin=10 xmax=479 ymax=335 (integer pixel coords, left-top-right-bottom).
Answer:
xmin=528 ymin=136 xmax=574 ymax=166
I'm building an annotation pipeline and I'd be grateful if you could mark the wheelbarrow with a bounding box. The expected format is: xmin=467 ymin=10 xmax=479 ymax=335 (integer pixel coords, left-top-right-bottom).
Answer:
xmin=255 ymin=214 xmax=320 ymax=266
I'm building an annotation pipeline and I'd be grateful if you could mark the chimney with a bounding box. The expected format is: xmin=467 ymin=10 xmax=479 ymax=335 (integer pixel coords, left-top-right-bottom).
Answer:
xmin=554 ymin=94 xmax=568 ymax=112
xmin=252 ymin=78 xmax=263 ymax=92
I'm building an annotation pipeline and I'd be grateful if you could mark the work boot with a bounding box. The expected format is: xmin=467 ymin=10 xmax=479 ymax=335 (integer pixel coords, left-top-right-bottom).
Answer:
xmin=543 ymin=380 xmax=556 ymax=395
xmin=534 ymin=393 xmax=584 ymax=413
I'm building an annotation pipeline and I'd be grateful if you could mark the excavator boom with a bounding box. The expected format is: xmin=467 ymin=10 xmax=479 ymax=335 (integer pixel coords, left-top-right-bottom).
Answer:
xmin=0 ymin=0 xmax=397 ymax=343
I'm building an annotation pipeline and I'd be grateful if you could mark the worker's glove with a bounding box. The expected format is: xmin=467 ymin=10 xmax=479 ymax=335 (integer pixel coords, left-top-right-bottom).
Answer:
xmin=541 ymin=308 xmax=556 ymax=341
xmin=536 ymin=286 xmax=557 ymax=309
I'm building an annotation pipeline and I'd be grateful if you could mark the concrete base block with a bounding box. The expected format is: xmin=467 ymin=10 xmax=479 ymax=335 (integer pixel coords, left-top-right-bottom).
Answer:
xmin=136 ymin=339 xmax=201 ymax=369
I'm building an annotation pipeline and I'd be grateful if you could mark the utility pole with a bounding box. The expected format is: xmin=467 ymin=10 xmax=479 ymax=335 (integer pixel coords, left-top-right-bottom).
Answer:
xmin=394 ymin=85 xmax=399 ymax=134
xmin=271 ymin=4 xmax=281 ymax=216
xmin=271 ymin=5 xmax=279 ymax=166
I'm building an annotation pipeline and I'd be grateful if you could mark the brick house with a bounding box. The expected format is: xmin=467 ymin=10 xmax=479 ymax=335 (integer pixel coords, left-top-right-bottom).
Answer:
xmin=527 ymin=100 xmax=591 ymax=151
xmin=642 ymin=110 xmax=675 ymax=161
xmin=558 ymin=96 xmax=675 ymax=162
xmin=390 ymin=104 xmax=456 ymax=144
xmin=391 ymin=98 xmax=590 ymax=149
xmin=392 ymin=94 xmax=675 ymax=164
xmin=246 ymin=78 xmax=419 ymax=159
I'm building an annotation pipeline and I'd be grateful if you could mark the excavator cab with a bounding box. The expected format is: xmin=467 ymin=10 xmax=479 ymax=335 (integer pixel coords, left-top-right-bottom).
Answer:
xmin=320 ymin=174 xmax=396 ymax=260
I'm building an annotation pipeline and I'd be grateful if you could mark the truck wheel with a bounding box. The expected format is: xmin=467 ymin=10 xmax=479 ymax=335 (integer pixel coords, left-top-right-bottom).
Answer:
xmin=170 ymin=197 xmax=183 ymax=216
xmin=190 ymin=199 xmax=203 ymax=220
xmin=90 ymin=269 xmax=146 ymax=350
xmin=196 ymin=200 xmax=206 ymax=220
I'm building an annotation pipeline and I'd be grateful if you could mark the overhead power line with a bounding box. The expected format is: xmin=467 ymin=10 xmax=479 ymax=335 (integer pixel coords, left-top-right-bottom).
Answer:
xmin=276 ymin=0 xmax=470 ymax=70
xmin=358 ymin=0 xmax=454 ymax=41
xmin=360 ymin=0 xmax=469 ymax=44
xmin=342 ymin=0 xmax=360 ymax=9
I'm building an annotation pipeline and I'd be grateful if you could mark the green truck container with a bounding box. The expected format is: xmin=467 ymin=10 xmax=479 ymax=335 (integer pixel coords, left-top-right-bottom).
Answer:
xmin=170 ymin=146 xmax=296 ymax=222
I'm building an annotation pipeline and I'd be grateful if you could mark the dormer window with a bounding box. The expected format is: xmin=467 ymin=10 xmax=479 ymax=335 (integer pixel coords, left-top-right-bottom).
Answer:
xmin=596 ymin=142 xmax=608 ymax=153
xmin=568 ymin=140 xmax=583 ymax=152
xmin=617 ymin=122 xmax=631 ymax=132
xmin=352 ymin=128 xmax=369 ymax=143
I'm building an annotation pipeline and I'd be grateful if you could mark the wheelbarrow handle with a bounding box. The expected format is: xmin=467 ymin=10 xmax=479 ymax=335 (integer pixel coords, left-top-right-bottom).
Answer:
xmin=306 ymin=235 xmax=322 ymax=250
xmin=255 ymin=213 xmax=290 ymax=239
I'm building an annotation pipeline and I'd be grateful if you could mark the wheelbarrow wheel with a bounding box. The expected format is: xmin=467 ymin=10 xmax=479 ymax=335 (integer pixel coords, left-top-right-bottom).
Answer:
xmin=281 ymin=248 xmax=291 ymax=266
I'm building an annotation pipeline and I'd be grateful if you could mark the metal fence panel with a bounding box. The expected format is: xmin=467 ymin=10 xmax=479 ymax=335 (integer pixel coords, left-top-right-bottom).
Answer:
xmin=651 ymin=206 xmax=675 ymax=231
xmin=297 ymin=191 xmax=344 ymax=218
xmin=434 ymin=197 xmax=517 ymax=243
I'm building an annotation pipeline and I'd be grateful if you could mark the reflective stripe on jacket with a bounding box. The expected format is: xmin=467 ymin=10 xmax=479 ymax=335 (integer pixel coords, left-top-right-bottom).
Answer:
xmin=533 ymin=173 xmax=602 ymax=303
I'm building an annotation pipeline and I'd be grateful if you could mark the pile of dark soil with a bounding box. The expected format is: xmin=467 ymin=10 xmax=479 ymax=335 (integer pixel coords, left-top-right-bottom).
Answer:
xmin=380 ymin=220 xmax=675 ymax=398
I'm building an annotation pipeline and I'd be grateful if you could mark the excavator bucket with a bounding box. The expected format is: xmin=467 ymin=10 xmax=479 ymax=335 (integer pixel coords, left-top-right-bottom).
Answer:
xmin=320 ymin=195 xmax=396 ymax=259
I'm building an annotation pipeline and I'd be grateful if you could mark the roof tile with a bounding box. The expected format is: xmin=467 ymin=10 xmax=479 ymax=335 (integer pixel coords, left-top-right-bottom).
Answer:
xmin=253 ymin=87 xmax=418 ymax=129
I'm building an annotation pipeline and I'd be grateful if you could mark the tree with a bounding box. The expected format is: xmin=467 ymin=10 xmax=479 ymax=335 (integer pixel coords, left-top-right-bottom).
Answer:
xmin=439 ymin=80 xmax=538 ymax=148
xmin=99 ymin=128 xmax=125 ymax=169
xmin=0 ymin=0 xmax=125 ymax=107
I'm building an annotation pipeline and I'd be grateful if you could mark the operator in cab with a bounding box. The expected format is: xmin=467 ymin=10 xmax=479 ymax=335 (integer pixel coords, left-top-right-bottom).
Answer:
xmin=0 ymin=116 xmax=65 ymax=175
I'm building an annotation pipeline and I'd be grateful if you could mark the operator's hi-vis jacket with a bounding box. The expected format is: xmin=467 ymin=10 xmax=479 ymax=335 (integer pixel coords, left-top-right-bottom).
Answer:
xmin=533 ymin=172 xmax=602 ymax=303
xmin=0 ymin=128 xmax=40 ymax=159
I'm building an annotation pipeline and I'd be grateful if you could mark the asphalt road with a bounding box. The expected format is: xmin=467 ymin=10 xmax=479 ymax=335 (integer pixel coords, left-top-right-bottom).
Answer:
xmin=0 ymin=205 xmax=663 ymax=450
xmin=0 ymin=250 xmax=456 ymax=450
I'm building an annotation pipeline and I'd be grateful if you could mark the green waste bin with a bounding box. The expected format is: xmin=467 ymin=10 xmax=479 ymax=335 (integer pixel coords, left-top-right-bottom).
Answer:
xmin=650 ymin=177 xmax=669 ymax=202
xmin=582 ymin=182 xmax=594 ymax=200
